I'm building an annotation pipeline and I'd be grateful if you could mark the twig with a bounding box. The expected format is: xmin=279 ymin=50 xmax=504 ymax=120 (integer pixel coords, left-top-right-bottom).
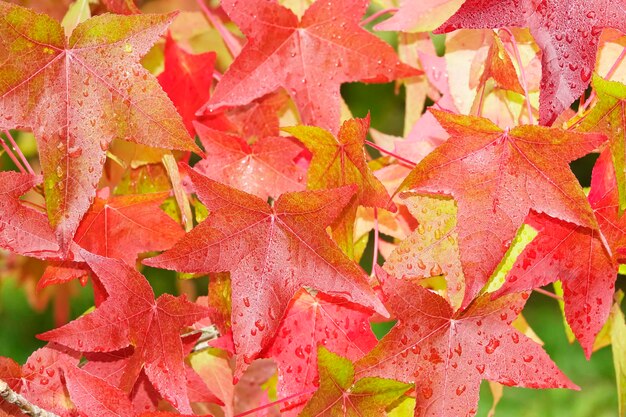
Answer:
xmin=196 ymin=0 xmax=242 ymax=58
xmin=360 ymin=8 xmax=398 ymax=27
xmin=0 ymin=136 xmax=25 ymax=173
xmin=371 ymin=207 xmax=379 ymax=277
xmin=0 ymin=378 xmax=61 ymax=417
xmin=499 ymin=28 xmax=534 ymax=124
xmin=533 ymin=287 xmax=563 ymax=301
xmin=579 ymin=45 xmax=626 ymax=113
xmin=4 ymin=130 xmax=35 ymax=175
xmin=364 ymin=140 xmax=416 ymax=167
xmin=234 ymin=389 xmax=317 ymax=417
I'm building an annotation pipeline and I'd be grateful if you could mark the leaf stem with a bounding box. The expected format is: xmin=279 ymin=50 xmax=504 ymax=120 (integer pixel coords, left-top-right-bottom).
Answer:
xmin=364 ymin=140 xmax=416 ymax=167
xmin=533 ymin=287 xmax=563 ymax=301
xmin=196 ymin=0 xmax=242 ymax=58
xmin=499 ymin=28 xmax=534 ymax=124
xmin=580 ymin=45 xmax=626 ymax=113
xmin=0 ymin=135 xmax=26 ymax=174
xmin=234 ymin=389 xmax=316 ymax=417
xmin=360 ymin=8 xmax=398 ymax=27
xmin=0 ymin=378 xmax=60 ymax=417
xmin=4 ymin=130 xmax=35 ymax=175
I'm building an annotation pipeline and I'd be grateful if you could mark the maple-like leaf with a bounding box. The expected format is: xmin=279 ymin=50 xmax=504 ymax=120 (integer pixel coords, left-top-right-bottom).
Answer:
xmin=577 ymin=75 xmax=626 ymax=212
xmin=202 ymin=0 xmax=420 ymax=133
xmin=0 ymin=171 xmax=59 ymax=258
xmin=266 ymin=289 xmax=378 ymax=415
xmin=493 ymin=149 xmax=625 ymax=357
xmin=158 ymin=34 xmax=216 ymax=136
xmin=144 ymin=168 xmax=386 ymax=375
xmin=299 ymin=346 xmax=412 ymax=417
xmin=356 ymin=269 xmax=577 ymax=417
xmin=194 ymin=121 xmax=307 ymax=200
xmin=0 ymin=2 xmax=199 ymax=250
xmin=435 ymin=0 xmax=626 ymax=125
xmin=39 ymin=251 xmax=210 ymax=413
xmin=400 ymin=109 xmax=605 ymax=307
xmin=285 ymin=116 xmax=394 ymax=256
xmin=73 ymin=191 xmax=185 ymax=265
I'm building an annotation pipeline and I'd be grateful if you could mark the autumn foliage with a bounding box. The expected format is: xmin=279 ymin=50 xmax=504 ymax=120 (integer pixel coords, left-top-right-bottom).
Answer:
xmin=0 ymin=0 xmax=625 ymax=416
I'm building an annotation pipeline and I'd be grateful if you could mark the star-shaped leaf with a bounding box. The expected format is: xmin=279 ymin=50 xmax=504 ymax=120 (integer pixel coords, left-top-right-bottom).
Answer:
xmin=356 ymin=269 xmax=577 ymax=417
xmin=400 ymin=109 xmax=605 ymax=307
xmin=435 ymin=0 xmax=626 ymax=125
xmin=0 ymin=2 xmax=199 ymax=250
xmin=299 ymin=346 xmax=412 ymax=417
xmin=39 ymin=251 xmax=210 ymax=413
xmin=494 ymin=149 xmax=625 ymax=357
xmin=202 ymin=0 xmax=420 ymax=133
xmin=266 ymin=289 xmax=378 ymax=415
xmin=194 ymin=121 xmax=307 ymax=200
xmin=144 ymin=168 xmax=386 ymax=376
xmin=285 ymin=116 xmax=394 ymax=256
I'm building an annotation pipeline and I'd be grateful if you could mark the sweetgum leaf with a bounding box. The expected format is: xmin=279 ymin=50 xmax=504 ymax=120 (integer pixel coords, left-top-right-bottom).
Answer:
xmin=400 ymin=109 xmax=605 ymax=307
xmin=39 ymin=251 xmax=210 ymax=413
xmin=0 ymin=171 xmax=59 ymax=259
xmin=194 ymin=121 xmax=307 ymax=200
xmin=202 ymin=0 xmax=420 ymax=133
xmin=144 ymin=168 xmax=386 ymax=376
xmin=299 ymin=347 xmax=412 ymax=417
xmin=435 ymin=0 xmax=626 ymax=125
xmin=265 ymin=290 xmax=378 ymax=415
xmin=0 ymin=2 xmax=199 ymax=250
xmin=158 ymin=33 xmax=216 ymax=136
xmin=285 ymin=116 xmax=394 ymax=256
xmin=494 ymin=149 xmax=625 ymax=357
xmin=356 ymin=268 xmax=577 ymax=417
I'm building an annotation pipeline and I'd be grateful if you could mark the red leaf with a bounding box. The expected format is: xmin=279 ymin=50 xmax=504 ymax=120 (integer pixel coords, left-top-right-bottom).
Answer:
xmin=435 ymin=0 xmax=626 ymax=125
xmin=0 ymin=3 xmax=199 ymax=250
xmin=194 ymin=122 xmax=307 ymax=200
xmin=265 ymin=290 xmax=378 ymax=415
xmin=401 ymin=110 xmax=605 ymax=307
xmin=494 ymin=149 xmax=625 ymax=357
xmin=356 ymin=268 xmax=577 ymax=417
xmin=202 ymin=0 xmax=420 ymax=133
xmin=38 ymin=251 xmax=210 ymax=413
xmin=0 ymin=171 xmax=59 ymax=258
xmin=144 ymin=168 xmax=386 ymax=376
xmin=158 ymin=34 xmax=216 ymax=136
xmin=101 ymin=0 xmax=140 ymax=14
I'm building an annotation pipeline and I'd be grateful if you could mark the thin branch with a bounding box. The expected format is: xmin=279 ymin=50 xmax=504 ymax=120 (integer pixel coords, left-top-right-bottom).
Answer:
xmin=196 ymin=0 xmax=242 ymax=58
xmin=364 ymin=140 xmax=416 ymax=167
xmin=0 ymin=378 xmax=60 ymax=417
xmin=4 ymin=130 xmax=35 ymax=175
xmin=499 ymin=28 xmax=534 ymax=124
xmin=360 ymin=8 xmax=398 ymax=27
xmin=533 ymin=287 xmax=563 ymax=301
xmin=234 ymin=389 xmax=317 ymax=417
xmin=0 ymin=136 xmax=26 ymax=173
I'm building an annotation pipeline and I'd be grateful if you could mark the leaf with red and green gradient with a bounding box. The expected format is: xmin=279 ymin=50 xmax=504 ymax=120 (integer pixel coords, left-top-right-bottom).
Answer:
xmin=299 ymin=347 xmax=411 ymax=417
xmin=494 ymin=149 xmax=626 ymax=357
xmin=285 ymin=116 xmax=394 ymax=256
xmin=39 ymin=251 xmax=210 ymax=413
xmin=144 ymin=168 xmax=386 ymax=376
xmin=435 ymin=0 xmax=626 ymax=125
xmin=202 ymin=0 xmax=420 ymax=133
xmin=158 ymin=33 xmax=216 ymax=136
xmin=194 ymin=122 xmax=307 ymax=200
xmin=0 ymin=171 xmax=59 ymax=258
xmin=400 ymin=110 xmax=605 ymax=307
xmin=356 ymin=269 xmax=577 ymax=417
xmin=265 ymin=289 xmax=378 ymax=415
xmin=0 ymin=2 xmax=199 ymax=250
